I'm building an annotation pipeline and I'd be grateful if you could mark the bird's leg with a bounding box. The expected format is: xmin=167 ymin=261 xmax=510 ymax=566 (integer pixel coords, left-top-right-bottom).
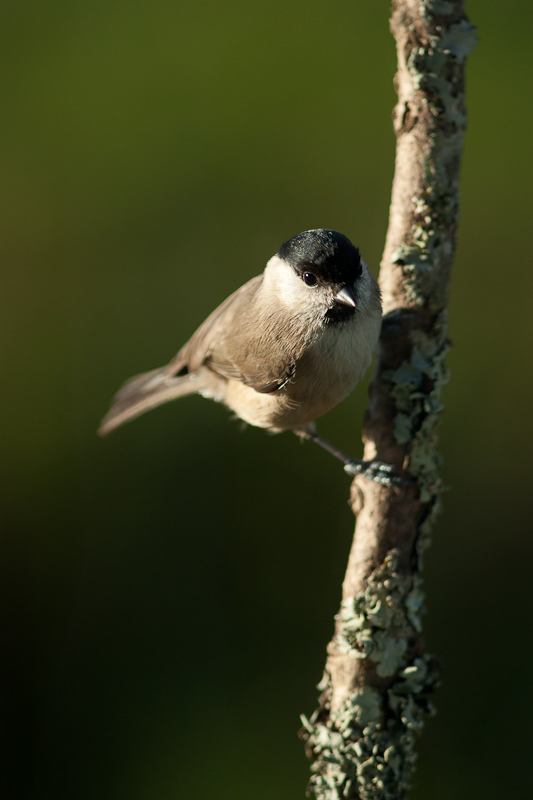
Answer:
xmin=295 ymin=428 xmax=411 ymax=487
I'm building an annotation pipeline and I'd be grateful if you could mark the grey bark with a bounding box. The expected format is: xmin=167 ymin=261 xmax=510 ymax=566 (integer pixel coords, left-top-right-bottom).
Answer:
xmin=301 ymin=2 xmax=476 ymax=797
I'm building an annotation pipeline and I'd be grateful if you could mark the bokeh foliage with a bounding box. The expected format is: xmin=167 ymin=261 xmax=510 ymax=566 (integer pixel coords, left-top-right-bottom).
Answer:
xmin=1 ymin=2 xmax=531 ymax=798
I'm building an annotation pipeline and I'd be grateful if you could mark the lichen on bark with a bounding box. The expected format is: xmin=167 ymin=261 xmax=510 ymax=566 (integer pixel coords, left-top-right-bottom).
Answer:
xmin=302 ymin=2 xmax=476 ymax=797
xmin=301 ymin=551 xmax=439 ymax=800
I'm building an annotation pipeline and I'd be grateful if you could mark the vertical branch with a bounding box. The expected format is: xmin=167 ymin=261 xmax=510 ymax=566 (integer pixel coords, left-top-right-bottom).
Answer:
xmin=301 ymin=2 xmax=476 ymax=797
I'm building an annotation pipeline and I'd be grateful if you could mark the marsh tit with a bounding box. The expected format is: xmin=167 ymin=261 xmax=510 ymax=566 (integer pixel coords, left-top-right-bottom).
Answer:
xmin=99 ymin=229 xmax=399 ymax=483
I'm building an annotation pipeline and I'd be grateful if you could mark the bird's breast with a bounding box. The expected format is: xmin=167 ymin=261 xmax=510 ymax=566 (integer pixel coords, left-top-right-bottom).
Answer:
xmin=224 ymin=313 xmax=380 ymax=432
xmin=288 ymin=322 xmax=372 ymax=413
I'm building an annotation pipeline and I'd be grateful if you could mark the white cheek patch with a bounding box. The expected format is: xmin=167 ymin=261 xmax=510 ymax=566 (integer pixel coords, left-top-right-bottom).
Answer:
xmin=263 ymin=255 xmax=314 ymax=309
xmin=263 ymin=254 xmax=379 ymax=319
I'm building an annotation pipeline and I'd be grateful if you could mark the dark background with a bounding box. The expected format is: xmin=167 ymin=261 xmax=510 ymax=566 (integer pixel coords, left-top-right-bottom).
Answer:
xmin=1 ymin=2 xmax=531 ymax=798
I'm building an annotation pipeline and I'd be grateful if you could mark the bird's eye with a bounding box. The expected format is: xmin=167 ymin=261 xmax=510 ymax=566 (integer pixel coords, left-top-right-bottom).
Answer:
xmin=303 ymin=272 xmax=318 ymax=286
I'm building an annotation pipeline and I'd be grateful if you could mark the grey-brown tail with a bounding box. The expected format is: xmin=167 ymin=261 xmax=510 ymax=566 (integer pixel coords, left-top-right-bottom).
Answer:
xmin=98 ymin=367 xmax=206 ymax=436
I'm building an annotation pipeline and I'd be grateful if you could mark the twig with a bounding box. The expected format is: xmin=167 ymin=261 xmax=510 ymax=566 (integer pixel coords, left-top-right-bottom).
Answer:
xmin=301 ymin=2 xmax=476 ymax=797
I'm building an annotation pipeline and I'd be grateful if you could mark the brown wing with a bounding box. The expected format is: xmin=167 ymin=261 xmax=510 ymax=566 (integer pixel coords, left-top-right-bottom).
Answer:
xmin=167 ymin=274 xmax=296 ymax=393
xmin=165 ymin=276 xmax=260 ymax=375
xmin=99 ymin=273 xmax=301 ymax=436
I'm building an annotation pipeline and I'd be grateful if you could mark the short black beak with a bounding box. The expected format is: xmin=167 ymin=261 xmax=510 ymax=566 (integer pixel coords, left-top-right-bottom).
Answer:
xmin=334 ymin=285 xmax=358 ymax=308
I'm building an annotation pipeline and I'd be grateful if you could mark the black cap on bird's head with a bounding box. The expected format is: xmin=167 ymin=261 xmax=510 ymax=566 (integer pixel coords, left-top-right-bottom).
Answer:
xmin=277 ymin=229 xmax=362 ymax=286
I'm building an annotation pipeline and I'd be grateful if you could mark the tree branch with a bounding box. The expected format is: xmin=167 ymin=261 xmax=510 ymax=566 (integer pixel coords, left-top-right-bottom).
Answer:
xmin=301 ymin=2 xmax=476 ymax=797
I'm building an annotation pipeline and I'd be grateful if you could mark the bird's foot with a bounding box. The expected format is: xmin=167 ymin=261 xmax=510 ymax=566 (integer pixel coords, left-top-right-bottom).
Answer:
xmin=343 ymin=459 xmax=413 ymax=486
xmin=294 ymin=428 xmax=414 ymax=486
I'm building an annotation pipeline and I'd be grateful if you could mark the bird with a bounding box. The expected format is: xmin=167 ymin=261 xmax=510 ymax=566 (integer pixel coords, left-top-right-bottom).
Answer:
xmin=99 ymin=229 xmax=398 ymax=483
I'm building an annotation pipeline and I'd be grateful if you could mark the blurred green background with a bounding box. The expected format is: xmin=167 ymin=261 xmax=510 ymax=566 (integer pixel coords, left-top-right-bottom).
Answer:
xmin=1 ymin=1 xmax=531 ymax=798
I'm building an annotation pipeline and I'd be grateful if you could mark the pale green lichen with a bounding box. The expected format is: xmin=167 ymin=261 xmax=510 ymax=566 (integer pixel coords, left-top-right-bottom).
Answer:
xmin=395 ymin=17 xmax=476 ymax=310
xmin=391 ymin=182 xmax=459 ymax=309
xmin=383 ymin=322 xmax=451 ymax=559
xmin=438 ymin=20 xmax=478 ymax=63
xmin=392 ymin=175 xmax=461 ymax=309
xmin=385 ymin=321 xmax=450 ymax=505
xmin=303 ymin=346 xmax=447 ymax=797
xmin=303 ymin=6 xmax=475 ymax=796
xmin=420 ymin=0 xmax=454 ymax=16
xmin=302 ymin=552 xmax=438 ymax=800
xmin=408 ymin=20 xmax=477 ymax=128
xmin=337 ymin=551 xmax=414 ymax=677
xmin=390 ymin=319 xmax=451 ymax=560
